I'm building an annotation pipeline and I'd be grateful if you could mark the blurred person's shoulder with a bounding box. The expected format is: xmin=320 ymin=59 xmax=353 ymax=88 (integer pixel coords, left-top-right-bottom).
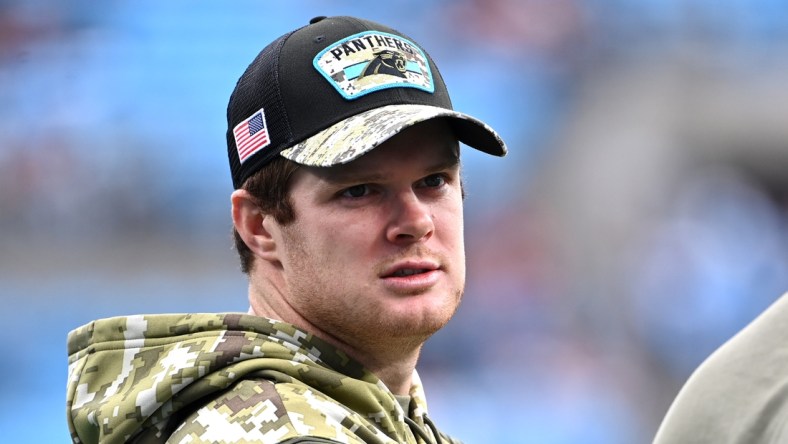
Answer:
xmin=653 ymin=292 xmax=788 ymax=443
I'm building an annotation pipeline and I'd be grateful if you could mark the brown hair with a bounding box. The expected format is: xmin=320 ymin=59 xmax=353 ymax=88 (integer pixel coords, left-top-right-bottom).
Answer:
xmin=233 ymin=156 xmax=301 ymax=274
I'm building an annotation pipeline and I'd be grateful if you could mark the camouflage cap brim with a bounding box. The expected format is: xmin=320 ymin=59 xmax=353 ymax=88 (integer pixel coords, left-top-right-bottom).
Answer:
xmin=279 ymin=104 xmax=507 ymax=167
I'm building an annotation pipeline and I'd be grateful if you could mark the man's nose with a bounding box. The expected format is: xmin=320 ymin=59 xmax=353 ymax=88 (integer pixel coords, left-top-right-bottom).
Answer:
xmin=385 ymin=191 xmax=435 ymax=244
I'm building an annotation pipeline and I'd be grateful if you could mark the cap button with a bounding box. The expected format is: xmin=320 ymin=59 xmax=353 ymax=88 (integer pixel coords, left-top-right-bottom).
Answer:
xmin=310 ymin=16 xmax=327 ymax=24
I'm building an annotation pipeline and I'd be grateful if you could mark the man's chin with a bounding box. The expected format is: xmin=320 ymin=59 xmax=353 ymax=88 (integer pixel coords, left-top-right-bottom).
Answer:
xmin=376 ymin=301 xmax=459 ymax=337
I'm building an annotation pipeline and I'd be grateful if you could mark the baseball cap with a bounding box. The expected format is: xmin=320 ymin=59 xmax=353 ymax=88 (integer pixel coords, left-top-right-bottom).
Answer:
xmin=227 ymin=15 xmax=507 ymax=189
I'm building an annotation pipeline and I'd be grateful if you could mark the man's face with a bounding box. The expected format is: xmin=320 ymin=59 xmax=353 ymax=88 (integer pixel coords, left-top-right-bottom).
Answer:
xmin=275 ymin=119 xmax=465 ymax=346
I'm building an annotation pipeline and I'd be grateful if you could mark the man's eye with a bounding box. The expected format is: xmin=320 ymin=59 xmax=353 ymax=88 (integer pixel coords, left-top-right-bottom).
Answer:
xmin=341 ymin=184 xmax=370 ymax=198
xmin=422 ymin=174 xmax=446 ymax=188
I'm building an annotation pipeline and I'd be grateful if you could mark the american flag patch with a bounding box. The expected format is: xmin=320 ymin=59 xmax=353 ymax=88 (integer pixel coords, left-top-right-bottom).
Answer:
xmin=233 ymin=108 xmax=271 ymax=163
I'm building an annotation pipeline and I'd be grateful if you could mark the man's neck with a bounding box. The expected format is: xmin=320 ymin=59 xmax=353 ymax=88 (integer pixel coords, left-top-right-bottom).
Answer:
xmin=247 ymin=279 xmax=428 ymax=396
xmin=247 ymin=310 xmax=423 ymax=396
xmin=362 ymin=353 xmax=421 ymax=395
xmin=339 ymin=338 xmax=423 ymax=395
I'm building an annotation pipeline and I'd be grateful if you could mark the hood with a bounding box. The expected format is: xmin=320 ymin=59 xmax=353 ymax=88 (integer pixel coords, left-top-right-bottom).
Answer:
xmin=66 ymin=313 xmax=442 ymax=444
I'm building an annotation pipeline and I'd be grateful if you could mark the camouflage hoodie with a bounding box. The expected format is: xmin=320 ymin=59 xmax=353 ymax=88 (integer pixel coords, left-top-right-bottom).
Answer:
xmin=66 ymin=313 xmax=459 ymax=444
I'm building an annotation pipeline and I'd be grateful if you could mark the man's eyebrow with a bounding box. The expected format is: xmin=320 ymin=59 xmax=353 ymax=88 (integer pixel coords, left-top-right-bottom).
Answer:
xmin=321 ymin=156 xmax=460 ymax=186
xmin=425 ymin=156 xmax=460 ymax=174
xmin=320 ymin=171 xmax=387 ymax=186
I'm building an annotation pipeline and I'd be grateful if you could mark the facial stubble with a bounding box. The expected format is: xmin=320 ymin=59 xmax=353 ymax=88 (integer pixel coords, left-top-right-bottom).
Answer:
xmin=278 ymin=223 xmax=465 ymax=353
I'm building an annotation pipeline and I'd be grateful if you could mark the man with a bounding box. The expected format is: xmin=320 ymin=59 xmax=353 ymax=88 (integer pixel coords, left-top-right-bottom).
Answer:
xmin=66 ymin=16 xmax=506 ymax=444
xmin=653 ymin=292 xmax=788 ymax=443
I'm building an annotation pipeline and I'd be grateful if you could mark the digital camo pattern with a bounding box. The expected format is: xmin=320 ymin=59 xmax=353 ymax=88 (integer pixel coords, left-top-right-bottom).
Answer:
xmin=66 ymin=313 xmax=460 ymax=444
xmin=280 ymin=104 xmax=503 ymax=167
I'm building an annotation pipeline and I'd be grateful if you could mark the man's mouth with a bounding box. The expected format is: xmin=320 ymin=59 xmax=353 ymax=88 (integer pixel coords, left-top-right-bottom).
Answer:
xmin=379 ymin=259 xmax=442 ymax=292
xmin=381 ymin=260 xmax=440 ymax=278
xmin=391 ymin=268 xmax=430 ymax=277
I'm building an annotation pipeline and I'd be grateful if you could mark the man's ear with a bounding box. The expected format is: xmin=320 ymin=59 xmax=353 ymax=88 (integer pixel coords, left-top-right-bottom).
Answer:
xmin=231 ymin=189 xmax=280 ymax=262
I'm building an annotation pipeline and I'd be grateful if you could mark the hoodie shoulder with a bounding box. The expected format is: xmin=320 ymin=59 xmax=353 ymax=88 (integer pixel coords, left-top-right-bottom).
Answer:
xmin=66 ymin=313 xmax=294 ymax=443
xmin=66 ymin=313 xmax=423 ymax=444
xmin=167 ymin=378 xmax=366 ymax=444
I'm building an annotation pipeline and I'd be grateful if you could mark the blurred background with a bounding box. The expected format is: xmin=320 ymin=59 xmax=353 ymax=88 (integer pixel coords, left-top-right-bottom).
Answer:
xmin=2 ymin=0 xmax=788 ymax=442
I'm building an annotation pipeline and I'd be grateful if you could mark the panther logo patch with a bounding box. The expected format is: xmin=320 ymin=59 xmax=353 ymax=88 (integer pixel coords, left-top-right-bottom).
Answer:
xmin=313 ymin=31 xmax=435 ymax=100
xmin=359 ymin=50 xmax=408 ymax=79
